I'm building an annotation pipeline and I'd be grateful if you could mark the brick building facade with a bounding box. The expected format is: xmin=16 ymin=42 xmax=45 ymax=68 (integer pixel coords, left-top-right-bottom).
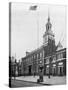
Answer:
xmin=21 ymin=15 xmax=66 ymax=76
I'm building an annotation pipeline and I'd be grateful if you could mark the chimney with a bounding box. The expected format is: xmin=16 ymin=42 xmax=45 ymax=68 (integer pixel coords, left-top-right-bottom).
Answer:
xmin=26 ymin=51 xmax=29 ymax=56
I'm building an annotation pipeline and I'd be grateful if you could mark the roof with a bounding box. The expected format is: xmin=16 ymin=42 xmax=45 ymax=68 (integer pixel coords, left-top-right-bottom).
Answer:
xmin=21 ymin=45 xmax=44 ymax=60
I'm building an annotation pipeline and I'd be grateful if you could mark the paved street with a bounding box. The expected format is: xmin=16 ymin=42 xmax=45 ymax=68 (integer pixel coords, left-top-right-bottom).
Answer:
xmin=14 ymin=76 xmax=66 ymax=85
xmin=11 ymin=79 xmax=47 ymax=88
xmin=11 ymin=76 xmax=66 ymax=88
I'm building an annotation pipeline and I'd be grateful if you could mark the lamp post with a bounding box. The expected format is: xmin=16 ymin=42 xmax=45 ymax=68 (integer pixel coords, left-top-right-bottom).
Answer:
xmin=9 ymin=56 xmax=12 ymax=87
xmin=48 ymin=56 xmax=52 ymax=78
xmin=14 ymin=59 xmax=17 ymax=80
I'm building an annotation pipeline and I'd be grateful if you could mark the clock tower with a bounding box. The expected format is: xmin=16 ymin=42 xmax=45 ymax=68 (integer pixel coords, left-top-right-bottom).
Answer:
xmin=43 ymin=15 xmax=56 ymax=56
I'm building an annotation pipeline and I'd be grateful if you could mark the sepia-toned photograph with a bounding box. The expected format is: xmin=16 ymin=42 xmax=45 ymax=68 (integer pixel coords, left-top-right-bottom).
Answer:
xmin=9 ymin=2 xmax=66 ymax=88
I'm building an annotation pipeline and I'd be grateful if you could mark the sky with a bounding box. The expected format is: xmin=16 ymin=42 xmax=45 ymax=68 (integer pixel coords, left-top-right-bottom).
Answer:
xmin=11 ymin=3 xmax=66 ymax=60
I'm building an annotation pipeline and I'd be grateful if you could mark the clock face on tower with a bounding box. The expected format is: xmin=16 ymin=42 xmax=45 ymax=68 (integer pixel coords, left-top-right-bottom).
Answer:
xmin=43 ymin=35 xmax=48 ymax=45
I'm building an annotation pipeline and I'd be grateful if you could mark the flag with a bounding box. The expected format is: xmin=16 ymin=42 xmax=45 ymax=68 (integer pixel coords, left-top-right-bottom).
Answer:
xmin=29 ymin=5 xmax=37 ymax=10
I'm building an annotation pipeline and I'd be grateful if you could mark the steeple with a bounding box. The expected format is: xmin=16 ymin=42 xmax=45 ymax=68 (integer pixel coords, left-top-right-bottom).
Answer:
xmin=46 ymin=12 xmax=52 ymax=32
xmin=43 ymin=10 xmax=56 ymax=55
xmin=48 ymin=16 xmax=50 ymax=22
xmin=48 ymin=9 xmax=50 ymax=22
xmin=43 ymin=11 xmax=55 ymax=46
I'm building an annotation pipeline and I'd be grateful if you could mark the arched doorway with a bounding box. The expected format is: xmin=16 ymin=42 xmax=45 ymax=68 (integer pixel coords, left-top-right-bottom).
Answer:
xmin=52 ymin=64 xmax=56 ymax=76
xmin=28 ymin=65 xmax=32 ymax=75
xmin=58 ymin=62 xmax=63 ymax=76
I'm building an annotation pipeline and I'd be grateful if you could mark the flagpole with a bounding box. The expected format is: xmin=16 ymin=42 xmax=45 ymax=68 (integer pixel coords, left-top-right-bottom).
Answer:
xmin=29 ymin=5 xmax=39 ymax=75
xmin=29 ymin=5 xmax=39 ymax=48
xmin=34 ymin=10 xmax=39 ymax=75
xmin=37 ymin=10 xmax=39 ymax=48
xmin=35 ymin=7 xmax=40 ymax=75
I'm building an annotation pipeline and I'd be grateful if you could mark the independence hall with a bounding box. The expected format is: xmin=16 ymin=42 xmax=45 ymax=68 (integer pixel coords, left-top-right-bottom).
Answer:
xmin=21 ymin=15 xmax=66 ymax=76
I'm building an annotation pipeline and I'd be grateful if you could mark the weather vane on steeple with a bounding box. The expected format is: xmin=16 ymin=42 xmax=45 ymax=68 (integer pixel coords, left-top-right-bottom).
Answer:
xmin=48 ymin=7 xmax=50 ymax=22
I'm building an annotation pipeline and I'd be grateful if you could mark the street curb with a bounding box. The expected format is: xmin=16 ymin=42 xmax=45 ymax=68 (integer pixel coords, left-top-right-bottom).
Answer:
xmin=12 ymin=79 xmax=51 ymax=86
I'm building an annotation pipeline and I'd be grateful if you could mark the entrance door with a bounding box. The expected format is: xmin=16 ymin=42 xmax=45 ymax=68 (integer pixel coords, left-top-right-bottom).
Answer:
xmin=60 ymin=67 xmax=63 ymax=76
xmin=58 ymin=66 xmax=63 ymax=76
xmin=54 ymin=68 xmax=56 ymax=75
xmin=52 ymin=67 xmax=56 ymax=76
xmin=29 ymin=65 xmax=32 ymax=75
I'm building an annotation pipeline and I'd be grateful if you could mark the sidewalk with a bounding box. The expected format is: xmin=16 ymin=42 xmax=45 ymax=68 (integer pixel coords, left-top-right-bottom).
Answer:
xmin=13 ymin=76 xmax=66 ymax=85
